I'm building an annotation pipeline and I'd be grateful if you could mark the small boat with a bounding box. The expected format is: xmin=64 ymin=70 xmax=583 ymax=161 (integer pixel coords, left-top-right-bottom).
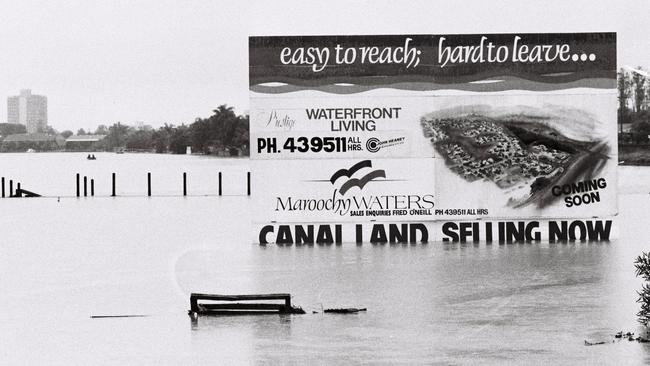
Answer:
xmin=26 ymin=148 xmax=35 ymax=153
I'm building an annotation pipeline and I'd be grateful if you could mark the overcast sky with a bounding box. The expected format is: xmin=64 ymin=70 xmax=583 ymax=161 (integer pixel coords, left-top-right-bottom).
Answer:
xmin=0 ymin=0 xmax=647 ymax=132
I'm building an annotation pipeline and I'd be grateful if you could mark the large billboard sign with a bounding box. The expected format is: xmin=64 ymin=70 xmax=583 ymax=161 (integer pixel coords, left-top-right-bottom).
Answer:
xmin=249 ymin=33 xmax=617 ymax=244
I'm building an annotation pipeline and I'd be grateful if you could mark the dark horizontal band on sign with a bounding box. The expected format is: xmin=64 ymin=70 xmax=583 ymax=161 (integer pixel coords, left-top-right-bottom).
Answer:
xmin=249 ymin=33 xmax=616 ymax=87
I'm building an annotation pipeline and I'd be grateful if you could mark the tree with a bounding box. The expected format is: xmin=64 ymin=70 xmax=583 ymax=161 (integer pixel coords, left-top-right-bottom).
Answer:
xmin=169 ymin=124 xmax=190 ymax=154
xmin=77 ymin=128 xmax=86 ymax=135
xmin=126 ymin=129 xmax=155 ymax=150
xmin=188 ymin=105 xmax=249 ymax=154
xmin=190 ymin=117 xmax=210 ymax=153
xmin=0 ymin=123 xmax=27 ymax=136
xmin=646 ymin=80 xmax=650 ymax=111
xmin=95 ymin=125 xmax=109 ymax=135
xmin=105 ymin=122 xmax=132 ymax=148
xmin=60 ymin=130 xmax=74 ymax=139
xmin=45 ymin=126 xmax=58 ymax=135
xmin=632 ymin=66 xmax=647 ymax=113
xmin=618 ymin=68 xmax=633 ymax=131
xmin=151 ymin=124 xmax=174 ymax=153
xmin=631 ymin=120 xmax=650 ymax=144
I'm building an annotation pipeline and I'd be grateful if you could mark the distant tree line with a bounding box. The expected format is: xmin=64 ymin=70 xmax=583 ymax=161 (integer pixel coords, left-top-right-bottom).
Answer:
xmin=0 ymin=104 xmax=249 ymax=155
xmin=97 ymin=105 xmax=249 ymax=154
xmin=618 ymin=67 xmax=650 ymax=144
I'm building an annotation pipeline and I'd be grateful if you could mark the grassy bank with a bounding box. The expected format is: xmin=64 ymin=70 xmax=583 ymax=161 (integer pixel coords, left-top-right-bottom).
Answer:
xmin=619 ymin=145 xmax=650 ymax=165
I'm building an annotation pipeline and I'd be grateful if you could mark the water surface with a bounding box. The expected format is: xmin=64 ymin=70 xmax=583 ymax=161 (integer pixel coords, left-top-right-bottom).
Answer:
xmin=0 ymin=153 xmax=648 ymax=365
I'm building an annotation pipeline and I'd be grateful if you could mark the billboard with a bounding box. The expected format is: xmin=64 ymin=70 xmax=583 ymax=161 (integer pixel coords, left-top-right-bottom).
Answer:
xmin=249 ymin=33 xmax=617 ymax=243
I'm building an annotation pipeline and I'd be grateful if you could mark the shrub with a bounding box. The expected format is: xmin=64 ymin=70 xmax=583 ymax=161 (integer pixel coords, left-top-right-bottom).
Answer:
xmin=635 ymin=252 xmax=650 ymax=326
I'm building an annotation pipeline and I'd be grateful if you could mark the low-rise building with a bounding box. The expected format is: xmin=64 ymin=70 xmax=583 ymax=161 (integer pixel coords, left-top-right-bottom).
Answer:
xmin=65 ymin=135 xmax=106 ymax=151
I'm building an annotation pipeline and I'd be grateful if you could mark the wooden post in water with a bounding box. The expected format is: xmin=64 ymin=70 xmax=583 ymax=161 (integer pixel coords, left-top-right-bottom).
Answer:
xmin=247 ymin=172 xmax=251 ymax=196
xmin=83 ymin=176 xmax=88 ymax=197
xmin=76 ymin=173 xmax=80 ymax=197
xmin=91 ymin=179 xmax=95 ymax=197
xmin=1 ymin=177 xmax=4 ymax=198
xmin=9 ymin=180 xmax=13 ymax=197
xmin=15 ymin=182 xmax=21 ymax=197
xmin=147 ymin=172 xmax=151 ymax=197
xmin=111 ymin=173 xmax=116 ymax=197
xmin=218 ymin=172 xmax=222 ymax=196
xmin=183 ymin=172 xmax=187 ymax=196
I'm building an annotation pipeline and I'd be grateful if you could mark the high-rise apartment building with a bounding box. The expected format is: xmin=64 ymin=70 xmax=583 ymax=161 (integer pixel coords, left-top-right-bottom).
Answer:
xmin=7 ymin=89 xmax=48 ymax=134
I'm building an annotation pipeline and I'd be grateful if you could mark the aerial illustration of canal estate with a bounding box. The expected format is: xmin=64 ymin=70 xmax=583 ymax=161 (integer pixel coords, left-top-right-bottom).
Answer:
xmin=421 ymin=105 xmax=611 ymax=208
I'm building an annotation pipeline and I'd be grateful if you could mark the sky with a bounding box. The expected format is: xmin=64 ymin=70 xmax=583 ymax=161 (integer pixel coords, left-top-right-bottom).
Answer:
xmin=0 ymin=0 xmax=647 ymax=132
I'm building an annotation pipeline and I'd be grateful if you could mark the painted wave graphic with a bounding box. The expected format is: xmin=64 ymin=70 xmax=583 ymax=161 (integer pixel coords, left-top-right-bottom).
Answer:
xmin=338 ymin=170 xmax=386 ymax=195
xmin=330 ymin=160 xmax=373 ymax=184
xmin=250 ymin=75 xmax=614 ymax=94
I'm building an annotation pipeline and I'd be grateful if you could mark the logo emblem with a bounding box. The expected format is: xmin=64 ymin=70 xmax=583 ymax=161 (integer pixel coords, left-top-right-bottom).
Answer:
xmin=330 ymin=160 xmax=386 ymax=195
xmin=366 ymin=138 xmax=381 ymax=153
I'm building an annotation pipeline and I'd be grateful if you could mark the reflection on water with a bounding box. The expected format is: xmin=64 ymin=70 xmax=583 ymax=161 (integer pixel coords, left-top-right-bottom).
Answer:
xmin=0 ymin=158 xmax=649 ymax=364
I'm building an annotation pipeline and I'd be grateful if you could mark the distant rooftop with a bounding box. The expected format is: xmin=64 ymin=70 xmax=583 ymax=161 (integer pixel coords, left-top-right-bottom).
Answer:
xmin=66 ymin=134 xmax=106 ymax=142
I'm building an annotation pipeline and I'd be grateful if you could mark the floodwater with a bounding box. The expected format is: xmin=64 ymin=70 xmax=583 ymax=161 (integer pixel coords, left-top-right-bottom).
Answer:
xmin=0 ymin=153 xmax=648 ymax=365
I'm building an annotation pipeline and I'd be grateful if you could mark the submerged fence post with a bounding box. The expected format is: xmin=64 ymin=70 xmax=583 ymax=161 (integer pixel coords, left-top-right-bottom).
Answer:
xmin=111 ymin=173 xmax=116 ymax=197
xmin=76 ymin=173 xmax=80 ymax=197
xmin=183 ymin=172 xmax=187 ymax=196
xmin=147 ymin=172 xmax=151 ymax=197
xmin=247 ymin=172 xmax=251 ymax=196
xmin=1 ymin=177 xmax=4 ymax=198
xmin=15 ymin=182 xmax=21 ymax=197
xmin=218 ymin=172 xmax=222 ymax=196
xmin=83 ymin=176 xmax=88 ymax=197
xmin=9 ymin=179 xmax=13 ymax=197
xmin=91 ymin=179 xmax=95 ymax=197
